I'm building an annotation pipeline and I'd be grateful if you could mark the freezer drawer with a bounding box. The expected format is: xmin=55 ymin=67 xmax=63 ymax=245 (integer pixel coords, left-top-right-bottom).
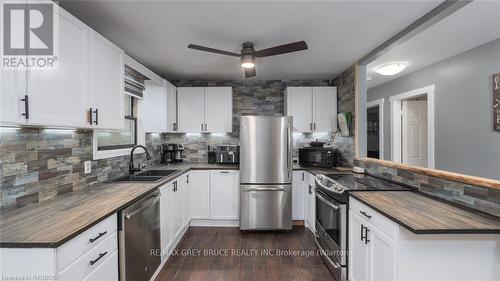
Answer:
xmin=239 ymin=184 xmax=292 ymax=230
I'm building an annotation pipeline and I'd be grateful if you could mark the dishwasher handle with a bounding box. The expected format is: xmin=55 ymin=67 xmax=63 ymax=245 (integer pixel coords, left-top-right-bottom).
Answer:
xmin=125 ymin=192 xmax=160 ymax=220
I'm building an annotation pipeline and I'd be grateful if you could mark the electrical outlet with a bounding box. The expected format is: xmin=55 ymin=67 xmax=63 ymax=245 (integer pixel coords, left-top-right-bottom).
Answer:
xmin=84 ymin=161 xmax=92 ymax=174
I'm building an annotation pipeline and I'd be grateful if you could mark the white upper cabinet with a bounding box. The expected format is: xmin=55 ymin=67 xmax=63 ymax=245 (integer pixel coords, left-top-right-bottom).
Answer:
xmin=285 ymin=86 xmax=337 ymax=133
xmin=143 ymin=80 xmax=167 ymax=132
xmin=89 ymin=30 xmax=124 ymax=130
xmin=0 ymin=69 xmax=27 ymax=125
xmin=28 ymin=8 xmax=90 ymax=128
xmin=313 ymin=87 xmax=337 ymax=132
xmin=204 ymin=87 xmax=232 ymax=133
xmin=143 ymin=80 xmax=177 ymax=133
xmin=165 ymin=81 xmax=178 ymax=132
xmin=286 ymin=87 xmax=313 ymax=132
xmin=177 ymin=87 xmax=232 ymax=133
xmin=177 ymin=87 xmax=205 ymax=133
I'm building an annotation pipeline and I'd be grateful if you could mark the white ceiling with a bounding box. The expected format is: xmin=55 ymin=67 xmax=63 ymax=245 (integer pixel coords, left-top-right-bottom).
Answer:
xmin=367 ymin=0 xmax=500 ymax=89
xmin=59 ymin=0 xmax=441 ymax=81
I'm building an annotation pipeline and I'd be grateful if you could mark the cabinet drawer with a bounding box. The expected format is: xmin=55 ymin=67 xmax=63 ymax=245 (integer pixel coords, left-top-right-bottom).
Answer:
xmin=82 ymin=250 xmax=118 ymax=281
xmin=58 ymin=214 xmax=117 ymax=270
xmin=59 ymin=231 xmax=118 ymax=281
xmin=349 ymin=197 xmax=397 ymax=240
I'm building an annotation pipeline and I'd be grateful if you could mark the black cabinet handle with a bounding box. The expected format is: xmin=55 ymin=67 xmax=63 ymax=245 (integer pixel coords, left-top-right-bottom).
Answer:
xmin=89 ymin=231 xmax=107 ymax=243
xmin=93 ymin=108 xmax=99 ymax=125
xmin=89 ymin=108 xmax=93 ymax=124
xmin=21 ymin=95 xmax=29 ymax=119
xmin=204 ymin=123 xmax=207 ymax=131
xmin=186 ymin=174 xmax=189 ymax=183
xmin=365 ymin=228 xmax=370 ymax=244
xmin=309 ymin=123 xmax=313 ymax=131
xmin=308 ymin=185 xmax=312 ymax=194
xmin=313 ymin=123 xmax=316 ymax=130
xmin=201 ymin=123 xmax=204 ymax=131
xmin=360 ymin=211 xmax=372 ymax=219
xmin=89 ymin=251 xmax=108 ymax=265
xmin=302 ymin=172 xmax=304 ymax=181
xmin=173 ymin=123 xmax=177 ymax=131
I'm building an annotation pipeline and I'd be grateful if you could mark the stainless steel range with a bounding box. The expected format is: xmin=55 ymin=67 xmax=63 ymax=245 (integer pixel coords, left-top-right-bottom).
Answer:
xmin=313 ymin=173 xmax=411 ymax=281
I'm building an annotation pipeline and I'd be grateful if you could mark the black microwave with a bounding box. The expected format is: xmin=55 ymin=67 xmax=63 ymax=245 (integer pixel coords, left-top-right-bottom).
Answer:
xmin=298 ymin=147 xmax=339 ymax=168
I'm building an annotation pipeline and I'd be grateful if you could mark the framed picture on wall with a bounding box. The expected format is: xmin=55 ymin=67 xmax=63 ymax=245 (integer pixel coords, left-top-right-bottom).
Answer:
xmin=494 ymin=72 xmax=500 ymax=132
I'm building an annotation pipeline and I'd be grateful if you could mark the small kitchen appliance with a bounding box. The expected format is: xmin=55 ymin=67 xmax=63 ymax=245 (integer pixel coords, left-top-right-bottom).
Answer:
xmin=160 ymin=143 xmax=184 ymax=164
xmin=215 ymin=145 xmax=240 ymax=164
xmin=299 ymin=147 xmax=339 ymax=168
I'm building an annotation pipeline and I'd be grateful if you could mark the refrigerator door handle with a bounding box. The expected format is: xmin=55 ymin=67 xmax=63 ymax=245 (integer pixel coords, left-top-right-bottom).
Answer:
xmin=242 ymin=186 xmax=287 ymax=192
xmin=286 ymin=125 xmax=292 ymax=179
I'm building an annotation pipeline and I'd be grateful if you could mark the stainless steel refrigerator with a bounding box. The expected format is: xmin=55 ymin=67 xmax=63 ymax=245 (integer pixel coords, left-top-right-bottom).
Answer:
xmin=239 ymin=116 xmax=293 ymax=230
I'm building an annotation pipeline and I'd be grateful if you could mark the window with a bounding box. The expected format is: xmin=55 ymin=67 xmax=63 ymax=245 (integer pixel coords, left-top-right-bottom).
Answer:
xmin=93 ymin=94 xmax=144 ymax=160
xmin=96 ymin=95 xmax=138 ymax=150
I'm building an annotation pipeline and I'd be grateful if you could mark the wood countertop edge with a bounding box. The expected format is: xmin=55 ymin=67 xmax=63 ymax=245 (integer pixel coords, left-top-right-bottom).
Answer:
xmin=358 ymin=158 xmax=500 ymax=190
xmin=348 ymin=191 xmax=500 ymax=235
xmin=1 ymin=164 xmax=344 ymax=248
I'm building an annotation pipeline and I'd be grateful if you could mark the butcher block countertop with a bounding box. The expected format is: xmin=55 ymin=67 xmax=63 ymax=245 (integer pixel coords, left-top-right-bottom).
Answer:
xmin=350 ymin=191 xmax=500 ymax=234
xmin=0 ymin=163 xmax=345 ymax=248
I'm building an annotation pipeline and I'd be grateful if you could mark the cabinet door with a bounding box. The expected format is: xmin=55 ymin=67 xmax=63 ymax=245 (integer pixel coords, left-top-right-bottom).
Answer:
xmin=173 ymin=179 xmax=184 ymax=239
xmin=143 ymin=80 xmax=167 ymax=132
xmin=177 ymin=87 xmax=204 ymax=132
xmin=165 ymin=81 xmax=177 ymax=132
xmin=313 ymin=87 xmax=337 ymax=132
xmin=292 ymin=171 xmax=304 ymax=220
xmin=0 ymin=69 xmax=27 ymax=124
xmin=182 ymin=173 xmax=190 ymax=226
xmin=307 ymin=173 xmax=316 ymax=231
xmin=89 ymin=30 xmax=124 ymax=129
xmin=286 ymin=87 xmax=312 ymax=132
xmin=28 ymin=8 xmax=89 ymax=128
xmin=349 ymin=210 xmax=370 ymax=281
xmin=204 ymin=87 xmax=232 ymax=133
xmin=369 ymin=225 xmax=396 ymax=281
xmin=210 ymin=170 xmax=239 ymax=220
xmin=160 ymin=185 xmax=173 ymax=256
xmin=82 ymin=250 xmax=118 ymax=281
xmin=302 ymin=172 xmax=310 ymax=226
xmin=187 ymin=171 xmax=210 ymax=219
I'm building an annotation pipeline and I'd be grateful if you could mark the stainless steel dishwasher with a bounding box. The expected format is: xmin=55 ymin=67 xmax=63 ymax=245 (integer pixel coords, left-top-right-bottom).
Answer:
xmin=119 ymin=190 xmax=161 ymax=281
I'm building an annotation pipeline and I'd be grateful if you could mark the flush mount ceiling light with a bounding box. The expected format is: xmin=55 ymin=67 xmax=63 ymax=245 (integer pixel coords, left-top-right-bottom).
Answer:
xmin=374 ymin=62 xmax=408 ymax=76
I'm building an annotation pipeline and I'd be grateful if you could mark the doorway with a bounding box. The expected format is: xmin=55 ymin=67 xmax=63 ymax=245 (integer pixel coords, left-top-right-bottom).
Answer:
xmin=390 ymin=85 xmax=435 ymax=168
xmin=366 ymin=98 xmax=384 ymax=159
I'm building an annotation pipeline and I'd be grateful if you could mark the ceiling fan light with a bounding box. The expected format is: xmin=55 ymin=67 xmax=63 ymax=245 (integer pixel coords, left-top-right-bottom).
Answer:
xmin=374 ymin=62 xmax=408 ymax=76
xmin=241 ymin=54 xmax=255 ymax=69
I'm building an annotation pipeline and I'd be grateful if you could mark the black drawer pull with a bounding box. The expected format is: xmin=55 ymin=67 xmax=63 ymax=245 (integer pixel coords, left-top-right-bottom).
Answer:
xmin=365 ymin=228 xmax=370 ymax=244
xmin=360 ymin=211 xmax=372 ymax=219
xmin=21 ymin=95 xmax=29 ymax=119
xmin=89 ymin=231 xmax=107 ymax=243
xmin=90 ymin=251 xmax=108 ymax=265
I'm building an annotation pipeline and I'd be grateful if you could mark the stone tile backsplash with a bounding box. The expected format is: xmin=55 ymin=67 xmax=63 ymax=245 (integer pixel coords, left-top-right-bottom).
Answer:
xmin=354 ymin=159 xmax=500 ymax=218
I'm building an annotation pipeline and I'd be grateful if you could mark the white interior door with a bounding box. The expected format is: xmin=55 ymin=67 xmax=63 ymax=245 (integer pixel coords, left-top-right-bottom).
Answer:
xmin=402 ymin=100 xmax=428 ymax=167
xmin=286 ymin=87 xmax=313 ymax=132
xmin=313 ymin=87 xmax=337 ymax=132
xmin=204 ymin=87 xmax=232 ymax=133
xmin=177 ymin=87 xmax=204 ymax=132
xmin=28 ymin=9 xmax=89 ymax=128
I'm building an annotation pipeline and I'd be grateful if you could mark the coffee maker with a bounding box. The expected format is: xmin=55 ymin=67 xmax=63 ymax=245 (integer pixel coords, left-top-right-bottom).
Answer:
xmin=160 ymin=143 xmax=184 ymax=164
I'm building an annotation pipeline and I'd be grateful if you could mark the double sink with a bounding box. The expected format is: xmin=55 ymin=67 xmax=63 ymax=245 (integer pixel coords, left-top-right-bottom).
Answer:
xmin=113 ymin=169 xmax=180 ymax=182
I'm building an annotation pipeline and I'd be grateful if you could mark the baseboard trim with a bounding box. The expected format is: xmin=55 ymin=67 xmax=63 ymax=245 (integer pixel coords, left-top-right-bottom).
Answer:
xmin=189 ymin=219 xmax=239 ymax=227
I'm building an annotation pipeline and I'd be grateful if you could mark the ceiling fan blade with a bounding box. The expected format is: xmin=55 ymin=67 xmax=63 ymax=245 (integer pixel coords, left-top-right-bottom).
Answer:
xmin=245 ymin=67 xmax=256 ymax=78
xmin=188 ymin=44 xmax=241 ymax=57
xmin=254 ymin=41 xmax=308 ymax=57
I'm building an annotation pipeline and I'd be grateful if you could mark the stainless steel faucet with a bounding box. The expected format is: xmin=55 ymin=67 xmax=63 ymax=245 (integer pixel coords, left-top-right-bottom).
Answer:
xmin=129 ymin=145 xmax=152 ymax=175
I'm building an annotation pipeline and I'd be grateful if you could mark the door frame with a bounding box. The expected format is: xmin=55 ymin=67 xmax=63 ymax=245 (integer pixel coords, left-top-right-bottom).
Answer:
xmin=389 ymin=85 xmax=435 ymax=168
xmin=366 ymin=98 xmax=384 ymax=160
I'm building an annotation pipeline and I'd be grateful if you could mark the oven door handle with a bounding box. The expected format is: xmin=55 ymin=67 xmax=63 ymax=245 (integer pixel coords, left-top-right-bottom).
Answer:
xmin=315 ymin=175 xmax=344 ymax=194
xmin=314 ymin=190 xmax=339 ymax=210
xmin=314 ymin=234 xmax=341 ymax=269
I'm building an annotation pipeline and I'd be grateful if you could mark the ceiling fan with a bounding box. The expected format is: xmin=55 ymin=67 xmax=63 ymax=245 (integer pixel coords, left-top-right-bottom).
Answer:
xmin=187 ymin=41 xmax=308 ymax=78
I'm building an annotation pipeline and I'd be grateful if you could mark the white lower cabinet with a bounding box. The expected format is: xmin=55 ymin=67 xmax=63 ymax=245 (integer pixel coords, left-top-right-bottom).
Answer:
xmin=160 ymin=182 xmax=174 ymax=257
xmin=292 ymin=171 xmax=304 ymax=220
xmin=82 ymin=250 xmax=119 ymax=281
xmin=187 ymin=170 xmax=211 ymax=219
xmin=348 ymin=197 xmax=500 ymax=281
xmin=210 ymin=170 xmax=239 ymax=220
